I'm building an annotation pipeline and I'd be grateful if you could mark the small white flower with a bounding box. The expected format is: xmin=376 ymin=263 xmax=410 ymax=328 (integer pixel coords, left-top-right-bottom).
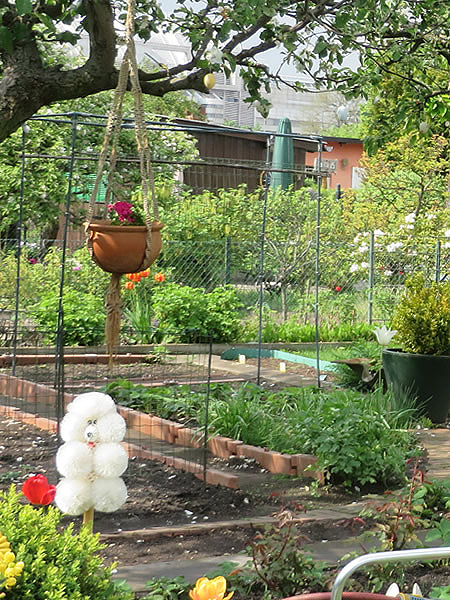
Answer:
xmin=373 ymin=229 xmax=385 ymax=237
xmin=444 ymin=229 xmax=450 ymax=238
xmin=360 ymin=261 xmax=369 ymax=269
xmin=384 ymin=269 xmax=393 ymax=276
xmin=419 ymin=121 xmax=429 ymax=134
xmin=374 ymin=325 xmax=397 ymax=346
xmin=349 ymin=263 xmax=359 ymax=273
xmin=404 ymin=212 xmax=416 ymax=223
xmin=444 ymin=242 xmax=450 ymax=249
xmin=386 ymin=242 xmax=403 ymax=252
xmin=358 ymin=243 xmax=368 ymax=253
xmin=205 ymin=47 xmax=224 ymax=65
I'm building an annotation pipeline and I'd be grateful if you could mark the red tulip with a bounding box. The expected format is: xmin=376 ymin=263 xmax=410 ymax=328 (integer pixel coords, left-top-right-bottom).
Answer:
xmin=22 ymin=474 xmax=56 ymax=505
xmin=154 ymin=272 xmax=165 ymax=283
xmin=335 ymin=286 xmax=342 ymax=292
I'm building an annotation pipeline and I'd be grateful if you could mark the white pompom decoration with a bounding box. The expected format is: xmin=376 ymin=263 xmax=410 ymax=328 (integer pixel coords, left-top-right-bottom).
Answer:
xmin=91 ymin=478 xmax=128 ymax=513
xmin=54 ymin=392 xmax=128 ymax=518
xmin=56 ymin=441 xmax=93 ymax=479
xmin=93 ymin=443 xmax=128 ymax=478
xmin=55 ymin=478 xmax=93 ymax=515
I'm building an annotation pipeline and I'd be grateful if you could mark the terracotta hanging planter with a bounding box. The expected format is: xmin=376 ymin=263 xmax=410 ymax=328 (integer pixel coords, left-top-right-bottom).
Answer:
xmin=87 ymin=220 xmax=164 ymax=274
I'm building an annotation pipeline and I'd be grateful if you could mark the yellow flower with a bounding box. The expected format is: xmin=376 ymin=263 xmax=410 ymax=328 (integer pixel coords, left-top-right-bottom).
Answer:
xmin=189 ymin=577 xmax=233 ymax=600
xmin=0 ymin=531 xmax=24 ymax=592
xmin=5 ymin=577 xmax=16 ymax=589
xmin=2 ymin=552 xmax=14 ymax=564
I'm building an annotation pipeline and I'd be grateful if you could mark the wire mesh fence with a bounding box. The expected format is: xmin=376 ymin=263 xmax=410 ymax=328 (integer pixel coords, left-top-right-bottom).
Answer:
xmin=0 ymin=112 xmax=449 ymax=493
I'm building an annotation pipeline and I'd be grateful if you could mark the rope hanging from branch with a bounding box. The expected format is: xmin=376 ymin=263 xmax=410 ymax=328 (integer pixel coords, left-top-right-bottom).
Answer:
xmin=85 ymin=0 xmax=162 ymax=362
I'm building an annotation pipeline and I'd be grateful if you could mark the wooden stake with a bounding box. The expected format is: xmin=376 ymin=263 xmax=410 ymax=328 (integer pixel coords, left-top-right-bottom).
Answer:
xmin=82 ymin=507 xmax=94 ymax=532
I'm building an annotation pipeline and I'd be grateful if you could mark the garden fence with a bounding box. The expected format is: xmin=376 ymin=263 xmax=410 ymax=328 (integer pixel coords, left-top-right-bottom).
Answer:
xmin=0 ymin=112 xmax=448 ymax=493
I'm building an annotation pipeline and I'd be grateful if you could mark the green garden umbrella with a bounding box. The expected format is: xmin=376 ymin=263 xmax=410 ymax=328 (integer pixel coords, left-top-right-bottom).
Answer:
xmin=270 ymin=117 xmax=294 ymax=189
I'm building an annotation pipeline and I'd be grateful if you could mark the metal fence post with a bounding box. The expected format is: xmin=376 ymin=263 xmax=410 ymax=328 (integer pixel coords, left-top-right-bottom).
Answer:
xmin=368 ymin=230 xmax=375 ymax=324
xmin=435 ymin=239 xmax=441 ymax=283
xmin=12 ymin=124 xmax=29 ymax=376
xmin=225 ymin=236 xmax=231 ymax=284
xmin=256 ymin=135 xmax=272 ymax=385
xmin=55 ymin=112 xmax=79 ymax=435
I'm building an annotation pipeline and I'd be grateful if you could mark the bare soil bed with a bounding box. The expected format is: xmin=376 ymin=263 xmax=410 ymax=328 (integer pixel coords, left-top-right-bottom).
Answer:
xmin=1 ymin=359 xmax=243 ymax=394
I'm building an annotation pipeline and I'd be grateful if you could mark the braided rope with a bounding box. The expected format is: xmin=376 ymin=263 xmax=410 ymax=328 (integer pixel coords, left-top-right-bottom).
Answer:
xmin=85 ymin=0 xmax=162 ymax=365
xmin=86 ymin=0 xmax=159 ymax=247
xmin=86 ymin=51 xmax=130 ymax=224
xmin=124 ymin=0 xmax=159 ymax=270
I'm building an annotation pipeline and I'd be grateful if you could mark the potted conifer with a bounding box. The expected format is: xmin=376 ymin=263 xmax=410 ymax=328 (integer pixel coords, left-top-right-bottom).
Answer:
xmin=382 ymin=274 xmax=450 ymax=423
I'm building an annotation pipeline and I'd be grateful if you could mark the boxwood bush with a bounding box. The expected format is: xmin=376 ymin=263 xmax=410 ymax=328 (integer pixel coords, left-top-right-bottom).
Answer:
xmin=0 ymin=486 xmax=133 ymax=600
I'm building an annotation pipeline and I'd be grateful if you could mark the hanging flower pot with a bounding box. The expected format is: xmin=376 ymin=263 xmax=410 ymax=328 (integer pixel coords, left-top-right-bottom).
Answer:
xmin=87 ymin=220 xmax=164 ymax=274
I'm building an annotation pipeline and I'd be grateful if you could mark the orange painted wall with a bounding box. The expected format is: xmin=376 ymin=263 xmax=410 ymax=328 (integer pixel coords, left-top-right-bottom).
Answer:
xmin=305 ymin=138 xmax=363 ymax=189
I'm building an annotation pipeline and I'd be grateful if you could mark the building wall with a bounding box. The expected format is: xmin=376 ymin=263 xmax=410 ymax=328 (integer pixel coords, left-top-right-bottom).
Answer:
xmin=305 ymin=139 xmax=363 ymax=189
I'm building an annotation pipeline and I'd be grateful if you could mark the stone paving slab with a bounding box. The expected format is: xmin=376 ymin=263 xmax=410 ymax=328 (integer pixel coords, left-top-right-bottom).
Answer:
xmin=415 ymin=428 xmax=450 ymax=480
xmin=188 ymin=354 xmax=331 ymax=388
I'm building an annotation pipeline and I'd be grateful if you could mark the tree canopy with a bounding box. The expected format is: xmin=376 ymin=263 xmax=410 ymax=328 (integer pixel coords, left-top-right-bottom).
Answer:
xmin=0 ymin=0 xmax=448 ymax=143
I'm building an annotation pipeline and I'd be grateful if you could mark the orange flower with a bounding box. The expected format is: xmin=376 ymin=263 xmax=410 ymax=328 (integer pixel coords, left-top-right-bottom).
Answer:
xmin=125 ymin=272 xmax=142 ymax=282
xmin=189 ymin=577 xmax=233 ymax=600
xmin=140 ymin=269 xmax=150 ymax=278
xmin=154 ymin=272 xmax=165 ymax=282
xmin=124 ymin=281 xmax=134 ymax=290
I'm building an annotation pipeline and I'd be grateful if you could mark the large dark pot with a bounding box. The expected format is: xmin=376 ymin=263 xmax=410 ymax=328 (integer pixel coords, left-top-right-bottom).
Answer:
xmin=87 ymin=220 xmax=164 ymax=274
xmin=382 ymin=348 xmax=450 ymax=423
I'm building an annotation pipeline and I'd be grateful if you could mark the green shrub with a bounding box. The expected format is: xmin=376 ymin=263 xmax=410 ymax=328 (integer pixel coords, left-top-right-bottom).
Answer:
xmin=0 ymin=246 xmax=110 ymax=312
xmin=31 ymin=289 xmax=105 ymax=346
xmin=392 ymin=274 xmax=450 ymax=355
xmin=151 ymin=283 xmax=242 ymax=342
xmin=0 ymin=486 xmax=133 ymax=600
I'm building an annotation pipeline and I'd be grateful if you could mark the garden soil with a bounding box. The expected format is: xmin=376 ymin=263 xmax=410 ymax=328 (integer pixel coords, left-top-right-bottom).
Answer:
xmin=0 ymin=415 xmax=365 ymax=555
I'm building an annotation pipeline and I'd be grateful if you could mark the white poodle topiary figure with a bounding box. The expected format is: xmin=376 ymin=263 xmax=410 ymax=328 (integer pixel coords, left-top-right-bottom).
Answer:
xmin=55 ymin=392 xmax=128 ymax=516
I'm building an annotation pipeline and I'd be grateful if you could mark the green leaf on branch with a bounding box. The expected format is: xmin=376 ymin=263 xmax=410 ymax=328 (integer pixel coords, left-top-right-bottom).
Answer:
xmin=0 ymin=26 xmax=13 ymax=52
xmin=15 ymin=0 xmax=32 ymax=16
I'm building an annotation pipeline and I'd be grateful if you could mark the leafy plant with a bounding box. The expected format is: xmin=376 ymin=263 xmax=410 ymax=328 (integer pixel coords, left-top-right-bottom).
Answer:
xmin=103 ymin=379 xmax=205 ymax=423
xmin=0 ymin=485 xmax=133 ymax=600
xmin=224 ymin=509 xmax=327 ymax=599
xmin=31 ymin=288 xmax=105 ymax=346
xmin=432 ymin=585 xmax=450 ymax=600
xmin=362 ymin=459 xmax=426 ymax=552
xmin=151 ymin=284 xmax=242 ymax=343
xmin=360 ymin=460 xmax=428 ymax=591
xmin=123 ymin=289 xmax=160 ymax=344
xmin=242 ymin=313 xmax=375 ymax=343
xmin=414 ymin=478 xmax=450 ymax=521
xmin=426 ymin=518 xmax=450 ymax=546
xmin=392 ymin=274 xmax=450 ymax=355
xmin=105 ymin=379 xmax=422 ymax=489
xmin=143 ymin=575 xmax=190 ymax=600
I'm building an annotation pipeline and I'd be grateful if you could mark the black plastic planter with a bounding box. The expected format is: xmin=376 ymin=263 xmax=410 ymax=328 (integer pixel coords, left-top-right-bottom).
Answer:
xmin=382 ymin=348 xmax=450 ymax=424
